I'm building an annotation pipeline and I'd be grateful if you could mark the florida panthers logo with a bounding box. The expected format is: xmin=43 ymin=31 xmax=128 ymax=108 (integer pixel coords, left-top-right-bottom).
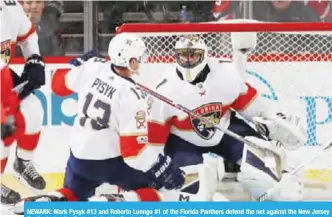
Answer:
xmin=190 ymin=103 xmax=223 ymax=140
xmin=1 ymin=40 xmax=11 ymax=64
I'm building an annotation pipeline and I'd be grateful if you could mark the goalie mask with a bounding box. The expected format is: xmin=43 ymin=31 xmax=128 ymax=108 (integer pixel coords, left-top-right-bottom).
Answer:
xmin=175 ymin=35 xmax=208 ymax=82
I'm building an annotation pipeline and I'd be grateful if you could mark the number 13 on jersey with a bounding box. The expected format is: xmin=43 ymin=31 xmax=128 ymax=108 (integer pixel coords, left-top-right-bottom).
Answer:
xmin=79 ymin=92 xmax=111 ymax=130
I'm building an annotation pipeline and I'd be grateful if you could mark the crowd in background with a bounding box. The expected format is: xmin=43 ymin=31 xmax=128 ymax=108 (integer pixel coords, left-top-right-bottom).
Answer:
xmin=16 ymin=0 xmax=332 ymax=57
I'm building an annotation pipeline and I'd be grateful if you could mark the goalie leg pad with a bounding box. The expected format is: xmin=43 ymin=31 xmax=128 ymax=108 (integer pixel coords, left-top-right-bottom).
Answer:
xmin=237 ymin=142 xmax=303 ymax=201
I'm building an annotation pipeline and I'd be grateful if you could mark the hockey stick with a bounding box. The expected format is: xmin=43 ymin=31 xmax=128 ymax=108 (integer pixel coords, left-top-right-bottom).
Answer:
xmin=257 ymin=142 xmax=332 ymax=201
xmin=131 ymin=81 xmax=271 ymax=151
xmin=12 ymin=80 xmax=29 ymax=94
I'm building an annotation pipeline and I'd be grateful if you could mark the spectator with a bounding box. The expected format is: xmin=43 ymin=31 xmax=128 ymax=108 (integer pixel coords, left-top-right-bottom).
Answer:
xmin=17 ymin=0 xmax=64 ymax=56
xmin=42 ymin=1 xmax=64 ymax=31
xmin=157 ymin=1 xmax=214 ymax=22
xmin=252 ymin=0 xmax=320 ymax=22
xmin=250 ymin=1 xmax=331 ymax=55
xmin=305 ymin=0 xmax=332 ymax=22
xmin=96 ymin=1 xmax=214 ymax=55
xmin=98 ymin=1 xmax=214 ymax=34
xmin=212 ymin=0 xmax=242 ymax=21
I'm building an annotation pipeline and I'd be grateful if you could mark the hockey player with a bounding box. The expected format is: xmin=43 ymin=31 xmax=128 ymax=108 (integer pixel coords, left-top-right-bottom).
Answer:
xmin=12 ymin=33 xmax=184 ymax=206
xmin=139 ymin=35 xmax=306 ymax=201
xmin=0 ymin=0 xmax=46 ymax=204
xmin=12 ymin=34 xmax=225 ymax=215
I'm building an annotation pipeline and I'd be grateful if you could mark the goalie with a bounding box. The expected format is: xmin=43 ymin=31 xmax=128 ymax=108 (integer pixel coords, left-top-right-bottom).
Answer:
xmin=139 ymin=34 xmax=306 ymax=201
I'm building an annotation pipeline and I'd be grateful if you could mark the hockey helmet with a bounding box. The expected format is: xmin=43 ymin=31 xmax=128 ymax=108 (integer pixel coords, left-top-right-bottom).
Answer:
xmin=108 ymin=33 xmax=148 ymax=72
xmin=175 ymin=35 xmax=208 ymax=82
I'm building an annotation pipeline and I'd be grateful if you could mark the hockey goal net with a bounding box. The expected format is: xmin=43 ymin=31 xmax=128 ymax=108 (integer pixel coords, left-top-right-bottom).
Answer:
xmin=117 ymin=21 xmax=332 ymax=191
xmin=117 ymin=21 xmax=332 ymax=143
xmin=117 ymin=21 xmax=332 ymax=63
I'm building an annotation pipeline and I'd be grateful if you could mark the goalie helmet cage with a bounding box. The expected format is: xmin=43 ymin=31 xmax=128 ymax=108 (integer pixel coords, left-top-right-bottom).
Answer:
xmin=116 ymin=21 xmax=332 ymax=147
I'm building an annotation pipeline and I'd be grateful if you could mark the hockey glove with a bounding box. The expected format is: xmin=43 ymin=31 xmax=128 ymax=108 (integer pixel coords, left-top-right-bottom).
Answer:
xmin=22 ymin=54 xmax=46 ymax=87
xmin=146 ymin=154 xmax=185 ymax=190
xmin=230 ymin=20 xmax=258 ymax=54
xmin=69 ymin=50 xmax=99 ymax=66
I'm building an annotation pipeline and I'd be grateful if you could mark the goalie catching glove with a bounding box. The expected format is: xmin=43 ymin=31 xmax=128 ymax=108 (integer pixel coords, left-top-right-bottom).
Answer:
xmin=253 ymin=112 xmax=306 ymax=150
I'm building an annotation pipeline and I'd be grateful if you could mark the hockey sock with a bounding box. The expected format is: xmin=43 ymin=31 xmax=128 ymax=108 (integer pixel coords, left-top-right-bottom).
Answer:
xmin=57 ymin=188 xmax=79 ymax=201
xmin=134 ymin=188 xmax=161 ymax=201
xmin=16 ymin=131 xmax=40 ymax=160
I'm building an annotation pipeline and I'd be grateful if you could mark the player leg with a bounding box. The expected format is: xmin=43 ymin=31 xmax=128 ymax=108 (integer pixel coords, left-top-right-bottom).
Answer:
xmin=3 ymin=69 xmax=46 ymax=191
xmin=59 ymin=152 xmax=108 ymax=201
xmin=12 ymin=151 xmax=108 ymax=206
xmin=14 ymin=152 xmax=165 ymax=207
xmin=90 ymin=155 xmax=164 ymax=201
xmin=86 ymin=138 xmax=223 ymax=202
xmin=13 ymin=94 xmax=46 ymax=191
xmin=88 ymin=152 xmax=223 ymax=202
xmin=1 ymin=99 xmax=45 ymax=203
xmin=0 ymin=69 xmax=21 ymax=204
xmin=11 ymin=152 xmax=101 ymax=214
xmin=61 ymin=152 xmax=157 ymax=201
xmin=211 ymin=112 xmax=302 ymax=201
xmin=1 ymin=126 xmax=21 ymax=204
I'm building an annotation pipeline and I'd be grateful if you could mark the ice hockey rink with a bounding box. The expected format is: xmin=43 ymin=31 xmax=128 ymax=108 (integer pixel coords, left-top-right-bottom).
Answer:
xmin=3 ymin=48 xmax=332 ymax=214
xmin=1 ymin=2 xmax=332 ymax=213
xmin=1 ymin=143 xmax=331 ymax=215
xmin=1 ymin=174 xmax=332 ymax=215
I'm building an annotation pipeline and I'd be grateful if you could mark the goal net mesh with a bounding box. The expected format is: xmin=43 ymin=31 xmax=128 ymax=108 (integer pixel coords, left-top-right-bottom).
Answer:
xmin=139 ymin=31 xmax=332 ymax=63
